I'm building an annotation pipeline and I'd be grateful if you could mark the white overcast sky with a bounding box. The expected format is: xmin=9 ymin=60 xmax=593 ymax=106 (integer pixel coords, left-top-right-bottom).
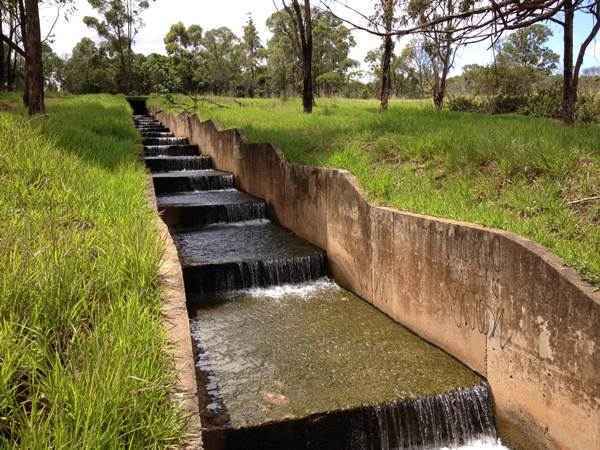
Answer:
xmin=40 ymin=0 xmax=600 ymax=78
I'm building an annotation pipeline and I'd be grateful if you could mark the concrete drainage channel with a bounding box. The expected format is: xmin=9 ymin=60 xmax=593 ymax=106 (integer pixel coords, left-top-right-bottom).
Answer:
xmin=134 ymin=112 xmax=506 ymax=450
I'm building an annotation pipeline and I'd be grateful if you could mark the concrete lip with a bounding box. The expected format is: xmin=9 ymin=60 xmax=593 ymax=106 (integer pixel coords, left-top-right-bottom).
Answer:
xmin=157 ymin=189 xmax=266 ymax=228
xmin=189 ymin=279 xmax=491 ymax=449
xmin=176 ymin=220 xmax=327 ymax=294
xmin=157 ymin=189 xmax=262 ymax=208
xmin=143 ymin=144 xmax=200 ymax=157
xmin=152 ymin=169 xmax=234 ymax=194
xmin=143 ymin=155 xmax=213 ymax=172
xmin=143 ymin=136 xmax=189 ymax=146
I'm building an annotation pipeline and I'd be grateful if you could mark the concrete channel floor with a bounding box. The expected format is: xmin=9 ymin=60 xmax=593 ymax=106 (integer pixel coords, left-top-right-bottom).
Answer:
xmin=189 ymin=279 xmax=482 ymax=430
xmin=133 ymin=113 xmax=501 ymax=449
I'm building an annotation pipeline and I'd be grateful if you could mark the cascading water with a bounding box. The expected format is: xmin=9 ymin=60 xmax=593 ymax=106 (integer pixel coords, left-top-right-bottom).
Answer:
xmin=372 ymin=383 xmax=496 ymax=449
xmin=144 ymin=145 xmax=199 ymax=157
xmin=223 ymin=201 xmax=266 ymax=223
xmin=144 ymin=155 xmax=213 ymax=172
xmin=135 ymin=113 xmax=507 ymax=450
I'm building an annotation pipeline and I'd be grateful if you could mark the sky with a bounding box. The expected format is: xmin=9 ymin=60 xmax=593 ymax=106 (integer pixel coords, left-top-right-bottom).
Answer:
xmin=40 ymin=0 xmax=600 ymax=78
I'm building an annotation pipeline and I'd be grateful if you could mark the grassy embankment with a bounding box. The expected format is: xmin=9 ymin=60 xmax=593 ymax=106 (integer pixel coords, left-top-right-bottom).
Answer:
xmin=151 ymin=96 xmax=599 ymax=285
xmin=0 ymin=94 xmax=185 ymax=448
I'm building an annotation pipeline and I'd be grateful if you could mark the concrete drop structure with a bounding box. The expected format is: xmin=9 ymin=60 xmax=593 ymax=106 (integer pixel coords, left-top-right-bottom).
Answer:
xmin=150 ymin=107 xmax=600 ymax=450
xmin=133 ymin=111 xmax=504 ymax=449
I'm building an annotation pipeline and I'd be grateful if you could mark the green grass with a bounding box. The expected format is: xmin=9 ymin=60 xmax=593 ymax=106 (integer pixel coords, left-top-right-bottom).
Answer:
xmin=151 ymin=96 xmax=600 ymax=285
xmin=0 ymin=94 xmax=185 ymax=448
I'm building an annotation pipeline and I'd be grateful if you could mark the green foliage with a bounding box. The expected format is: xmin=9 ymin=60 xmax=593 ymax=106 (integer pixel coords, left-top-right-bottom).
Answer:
xmin=575 ymin=93 xmax=600 ymax=123
xmin=265 ymin=8 xmax=357 ymax=98
xmin=484 ymin=94 xmax=529 ymax=114
xmin=62 ymin=38 xmax=116 ymax=94
xmin=153 ymin=95 xmax=600 ymax=285
xmin=0 ymin=94 xmax=185 ymax=447
xmin=84 ymin=0 xmax=154 ymax=93
xmin=447 ymin=95 xmax=480 ymax=112
xmin=497 ymin=24 xmax=560 ymax=73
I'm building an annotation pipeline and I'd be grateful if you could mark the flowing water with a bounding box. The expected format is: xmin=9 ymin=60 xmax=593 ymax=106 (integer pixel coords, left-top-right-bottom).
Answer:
xmin=134 ymin=113 xmax=509 ymax=450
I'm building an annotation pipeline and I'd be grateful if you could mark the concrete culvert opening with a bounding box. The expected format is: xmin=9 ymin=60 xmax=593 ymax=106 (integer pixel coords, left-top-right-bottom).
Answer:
xmin=126 ymin=96 xmax=149 ymax=115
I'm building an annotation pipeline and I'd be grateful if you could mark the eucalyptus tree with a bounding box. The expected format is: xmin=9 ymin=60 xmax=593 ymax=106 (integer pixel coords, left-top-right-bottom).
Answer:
xmin=201 ymin=26 xmax=242 ymax=95
xmin=281 ymin=0 xmax=314 ymax=112
xmin=241 ymin=14 xmax=263 ymax=97
xmin=164 ymin=22 xmax=204 ymax=92
xmin=84 ymin=0 xmax=153 ymax=93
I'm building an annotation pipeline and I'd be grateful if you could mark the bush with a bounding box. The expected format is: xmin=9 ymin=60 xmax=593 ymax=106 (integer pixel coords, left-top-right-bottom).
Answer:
xmin=575 ymin=93 xmax=600 ymax=123
xmin=483 ymin=94 xmax=528 ymax=114
xmin=523 ymin=82 xmax=562 ymax=118
xmin=447 ymin=95 xmax=480 ymax=112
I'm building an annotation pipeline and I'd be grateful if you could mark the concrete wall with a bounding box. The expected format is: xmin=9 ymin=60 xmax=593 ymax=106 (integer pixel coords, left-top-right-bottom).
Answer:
xmin=153 ymin=109 xmax=600 ymax=450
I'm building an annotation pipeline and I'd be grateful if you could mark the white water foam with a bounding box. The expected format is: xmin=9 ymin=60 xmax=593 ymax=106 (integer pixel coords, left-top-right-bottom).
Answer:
xmin=237 ymin=277 xmax=339 ymax=300
xmin=442 ymin=438 xmax=509 ymax=449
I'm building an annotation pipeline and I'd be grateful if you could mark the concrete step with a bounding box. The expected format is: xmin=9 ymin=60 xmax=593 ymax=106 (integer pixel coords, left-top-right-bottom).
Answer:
xmin=143 ymin=144 xmax=200 ymax=157
xmin=157 ymin=189 xmax=265 ymax=229
xmin=175 ymin=220 xmax=326 ymax=294
xmin=188 ymin=280 xmax=491 ymax=449
xmin=143 ymin=136 xmax=189 ymax=146
xmin=152 ymin=169 xmax=234 ymax=194
xmin=144 ymin=155 xmax=213 ymax=172
xmin=141 ymin=131 xmax=176 ymax=138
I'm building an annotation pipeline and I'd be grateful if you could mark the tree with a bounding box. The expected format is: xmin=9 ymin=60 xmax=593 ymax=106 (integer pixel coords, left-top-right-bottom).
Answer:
xmin=164 ymin=22 xmax=204 ymax=93
xmin=550 ymin=0 xmax=600 ymax=122
xmin=410 ymin=0 xmax=469 ymax=109
xmin=84 ymin=0 xmax=153 ymax=94
xmin=42 ymin=42 xmax=64 ymax=90
xmin=311 ymin=9 xmax=356 ymax=95
xmin=201 ymin=27 xmax=241 ymax=95
xmin=22 ymin=0 xmax=44 ymax=114
xmin=497 ymin=24 xmax=559 ymax=73
xmin=63 ymin=37 xmax=115 ymax=93
xmin=282 ymin=0 xmax=314 ymax=113
xmin=265 ymin=10 xmax=299 ymax=97
xmin=241 ymin=14 xmax=263 ymax=97
xmin=379 ymin=0 xmax=395 ymax=111
xmin=321 ymin=0 xmax=597 ymax=122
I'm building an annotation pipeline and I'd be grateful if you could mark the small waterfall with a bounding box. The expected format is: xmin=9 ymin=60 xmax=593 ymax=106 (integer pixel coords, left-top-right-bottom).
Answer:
xmin=141 ymin=131 xmax=174 ymax=137
xmin=370 ymin=383 xmax=496 ymax=449
xmin=186 ymin=253 xmax=327 ymax=295
xmin=190 ymin=173 xmax=234 ymax=191
xmin=143 ymin=136 xmax=188 ymax=145
xmin=144 ymin=145 xmax=198 ymax=157
xmin=146 ymin=156 xmax=212 ymax=172
xmin=224 ymin=202 xmax=266 ymax=223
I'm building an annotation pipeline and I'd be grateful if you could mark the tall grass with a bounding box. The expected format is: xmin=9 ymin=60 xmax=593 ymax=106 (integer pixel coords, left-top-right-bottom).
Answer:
xmin=152 ymin=96 xmax=599 ymax=285
xmin=0 ymin=95 xmax=185 ymax=448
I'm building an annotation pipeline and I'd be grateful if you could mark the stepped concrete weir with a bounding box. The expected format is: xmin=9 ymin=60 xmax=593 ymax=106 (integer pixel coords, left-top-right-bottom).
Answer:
xmin=150 ymin=107 xmax=600 ymax=450
xmin=134 ymin=111 xmax=507 ymax=450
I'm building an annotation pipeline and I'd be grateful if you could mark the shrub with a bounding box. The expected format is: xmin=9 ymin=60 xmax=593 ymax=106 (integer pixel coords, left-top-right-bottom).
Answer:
xmin=524 ymin=82 xmax=562 ymax=118
xmin=447 ymin=95 xmax=480 ymax=112
xmin=575 ymin=93 xmax=600 ymax=123
xmin=483 ymin=94 xmax=528 ymax=114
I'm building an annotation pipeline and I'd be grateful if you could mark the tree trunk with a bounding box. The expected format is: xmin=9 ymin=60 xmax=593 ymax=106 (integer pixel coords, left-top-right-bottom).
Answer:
xmin=561 ymin=0 xmax=575 ymax=123
xmin=379 ymin=34 xmax=393 ymax=111
xmin=302 ymin=41 xmax=313 ymax=113
xmin=24 ymin=0 xmax=44 ymax=114
xmin=302 ymin=0 xmax=313 ymax=113
xmin=433 ymin=64 xmax=449 ymax=110
xmin=379 ymin=0 xmax=395 ymax=112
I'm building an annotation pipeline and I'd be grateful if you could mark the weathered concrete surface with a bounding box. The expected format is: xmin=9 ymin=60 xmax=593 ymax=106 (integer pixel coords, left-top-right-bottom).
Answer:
xmin=147 ymin=180 xmax=203 ymax=449
xmin=152 ymin=108 xmax=600 ymax=450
